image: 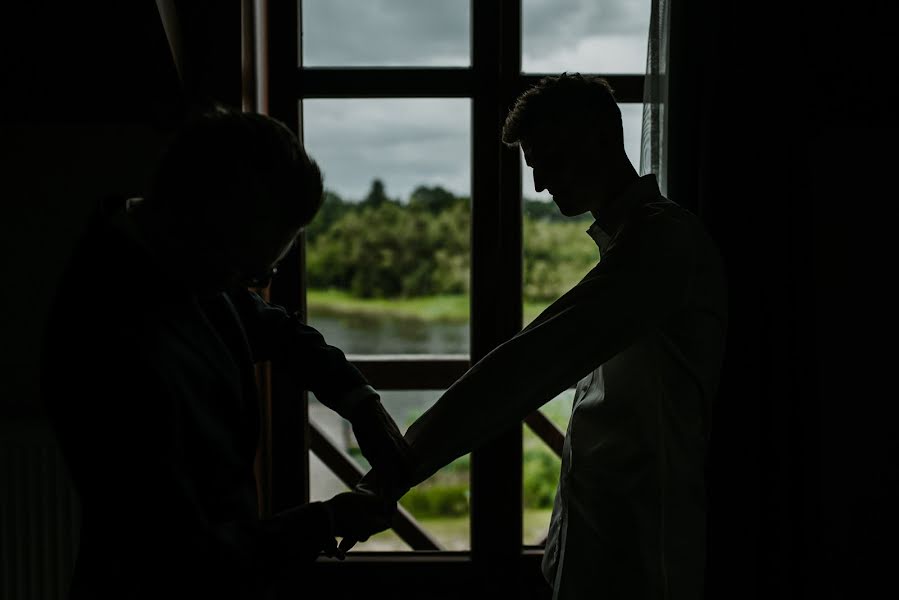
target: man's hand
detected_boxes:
[322,491,394,559]
[349,399,413,497]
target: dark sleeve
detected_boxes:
[48,347,334,591]
[228,289,378,420]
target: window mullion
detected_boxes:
[469,0,523,576]
[265,0,310,514]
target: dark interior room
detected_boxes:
[2,1,897,599]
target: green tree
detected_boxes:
[523,217,598,301]
[361,178,394,208]
[305,186,598,303]
[409,185,458,214]
[524,197,564,221]
[307,203,429,297]
[305,189,349,243]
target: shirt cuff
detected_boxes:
[339,384,380,422]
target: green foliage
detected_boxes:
[522,394,572,509]
[361,178,395,208]
[523,445,561,509]
[523,218,598,301]
[306,180,599,303]
[409,185,460,214]
[305,190,348,244]
[306,189,469,299]
[401,482,470,518]
[524,198,565,221]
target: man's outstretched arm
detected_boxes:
[341,214,696,556]
[359,211,696,499]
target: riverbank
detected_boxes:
[307,289,551,325]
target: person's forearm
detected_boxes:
[402,321,588,486]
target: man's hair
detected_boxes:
[148,105,324,229]
[502,73,623,148]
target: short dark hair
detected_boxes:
[148,105,324,229]
[502,73,623,148]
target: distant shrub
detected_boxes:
[306,184,597,303]
[401,483,470,518]
[523,446,561,509]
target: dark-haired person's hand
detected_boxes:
[336,467,413,558]
[321,491,394,558]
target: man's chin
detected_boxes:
[553,199,586,218]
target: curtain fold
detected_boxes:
[640,0,670,195]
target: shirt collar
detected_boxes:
[586,174,662,252]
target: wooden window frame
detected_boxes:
[254,0,644,594]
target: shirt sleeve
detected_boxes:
[228,289,377,420]
[403,209,698,485]
[47,348,334,594]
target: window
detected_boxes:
[522,0,651,73]
[303,97,471,355]
[258,0,648,588]
[302,0,470,67]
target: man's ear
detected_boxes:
[580,134,612,162]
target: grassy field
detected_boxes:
[350,508,554,552]
[307,289,552,325]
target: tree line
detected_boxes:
[305,179,598,302]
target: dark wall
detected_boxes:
[803,4,899,597]
[0,6,242,597]
[0,2,240,418]
[1,4,181,417]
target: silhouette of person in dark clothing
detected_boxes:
[350,74,728,600]
[41,106,407,599]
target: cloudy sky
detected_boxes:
[300,0,650,202]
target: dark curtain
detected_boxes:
[665,1,899,598]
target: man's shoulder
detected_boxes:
[605,197,723,280]
[628,196,715,245]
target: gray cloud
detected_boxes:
[303,0,470,66]
[303,99,471,201]
[523,0,650,72]
[302,0,650,71]
[299,1,650,202]
[524,0,649,39]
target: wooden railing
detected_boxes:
[308,355,567,551]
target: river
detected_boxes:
[306,312,469,503]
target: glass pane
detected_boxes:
[302,99,471,355]
[301,0,470,67]
[523,390,574,545]
[309,391,471,551]
[521,103,642,321]
[522,0,651,73]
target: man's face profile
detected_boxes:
[234,220,300,289]
[522,125,601,217]
[188,189,302,291]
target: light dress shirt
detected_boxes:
[403,174,728,599]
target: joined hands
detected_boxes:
[322,397,415,559]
